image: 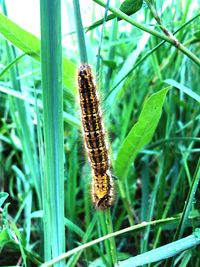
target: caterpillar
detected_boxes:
[78,64,114,210]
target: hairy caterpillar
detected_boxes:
[78,64,114,210]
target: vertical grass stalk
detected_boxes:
[73,0,88,63]
[40,0,65,265]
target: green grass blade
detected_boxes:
[0,53,26,78]
[73,0,88,63]
[0,192,9,207]
[103,209,118,265]
[66,214,97,267]
[164,159,200,267]
[141,159,164,253]
[98,209,118,267]
[117,229,200,267]
[178,250,192,267]
[38,216,196,267]
[115,87,170,180]
[105,30,150,108]
[164,79,200,103]
[175,158,200,239]
[0,12,76,93]
[40,0,65,265]
[11,222,27,267]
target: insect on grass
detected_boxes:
[77,64,114,210]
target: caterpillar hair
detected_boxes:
[77,64,114,210]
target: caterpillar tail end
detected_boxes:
[92,173,114,210]
[93,194,114,210]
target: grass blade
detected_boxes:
[164,79,200,103]
[0,192,9,207]
[40,0,65,265]
[73,0,88,63]
[117,229,200,267]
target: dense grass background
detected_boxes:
[0,0,200,266]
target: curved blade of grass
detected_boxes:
[0,53,26,78]
[164,79,200,103]
[11,222,27,267]
[40,0,65,265]
[0,12,76,93]
[39,216,191,267]
[117,229,200,267]
[115,87,170,180]
[0,192,9,207]
[66,214,97,267]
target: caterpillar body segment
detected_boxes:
[78,64,114,209]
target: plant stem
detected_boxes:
[104,209,118,265]
[98,209,118,266]
[93,0,200,66]
[146,0,179,46]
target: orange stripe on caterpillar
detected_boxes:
[78,64,114,209]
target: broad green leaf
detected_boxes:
[0,229,12,247]
[117,230,200,267]
[120,0,143,15]
[115,87,169,179]
[87,0,143,32]
[0,13,76,93]
[0,13,40,58]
